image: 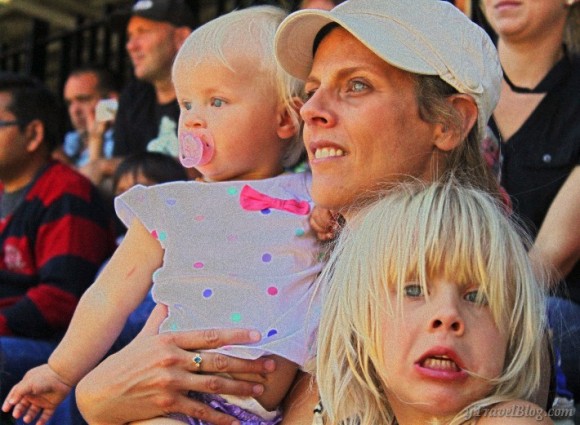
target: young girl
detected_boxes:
[314,180,552,425]
[3,6,323,425]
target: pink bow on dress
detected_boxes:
[239,185,310,215]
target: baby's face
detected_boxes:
[173,54,286,182]
[379,275,507,422]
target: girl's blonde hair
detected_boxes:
[172,5,304,168]
[315,179,548,425]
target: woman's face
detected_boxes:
[483,0,569,41]
[379,276,507,423]
[301,28,442,213]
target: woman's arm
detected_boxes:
[76,304,277,425]
[530,166,580,286]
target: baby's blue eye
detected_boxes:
[211,98,224,107]
[182,101,192,111]
[404,284,423,297]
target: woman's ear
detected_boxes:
[277,96,303,140]
[433,94,478,152]
[24,119,45,153]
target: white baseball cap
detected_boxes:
[275,0,501,139]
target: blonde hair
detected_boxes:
[172,5,305,168]
[315,179,547,425]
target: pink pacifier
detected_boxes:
[178,130,214,168]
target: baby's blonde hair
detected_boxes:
[315,179,548,425]
[172,6,304,168]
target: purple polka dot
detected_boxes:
[260,208,271,215]
[267,329,278,337]
[193,262,204,269]
[267,286,278,296]
[165,198,177,206]
[262,253,272,263]
[202,289,213,298]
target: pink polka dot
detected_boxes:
[267,286,278,296]
[194,215,205,222]
[227,234,238,242]
[193,262,204,269]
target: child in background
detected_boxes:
[112,151,189,197]
[111,152,189,242]
[3,6,322,425]
[315,180,551,425]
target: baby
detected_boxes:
[315,180,552,425]
[3,6,322,425]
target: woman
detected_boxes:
[483,0,580,402]
[75,1,534,424]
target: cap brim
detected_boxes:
[275,8,440,82]
[275,10,335,81]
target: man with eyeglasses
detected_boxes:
[0,72,115,414]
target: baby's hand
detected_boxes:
[1,364,72,425]
[310,206,342,241]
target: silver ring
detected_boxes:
[192,352,202,369]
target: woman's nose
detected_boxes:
[300,89,335,128]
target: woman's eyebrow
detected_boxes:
[306,66,373,85]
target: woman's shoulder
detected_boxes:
[475,400,553,424]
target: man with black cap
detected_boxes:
[82,0,196,185]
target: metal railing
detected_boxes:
[0,0,301,93]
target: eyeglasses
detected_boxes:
[0,120,19,128]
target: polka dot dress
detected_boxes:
[115,172,323,367]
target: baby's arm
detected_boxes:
[2,219,163,424]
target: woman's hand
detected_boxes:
[76,304,277,425]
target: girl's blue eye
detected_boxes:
[183,102,192,111]
[211,98,224,107]
[404,284,424,297]
[464,290,487,305]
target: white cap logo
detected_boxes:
[133,0,154,11]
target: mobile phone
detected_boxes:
[95,98,119,122]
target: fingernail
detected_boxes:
[252,384,264,395]
[263,359,276,372]
[249,330,261,342]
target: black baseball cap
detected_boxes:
[112,0,196,29]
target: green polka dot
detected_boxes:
[170,322,178,331]
[295,228,305,237]
[227,187,238,196]
[230,312,242,323]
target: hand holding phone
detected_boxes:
[95,99,119,122]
